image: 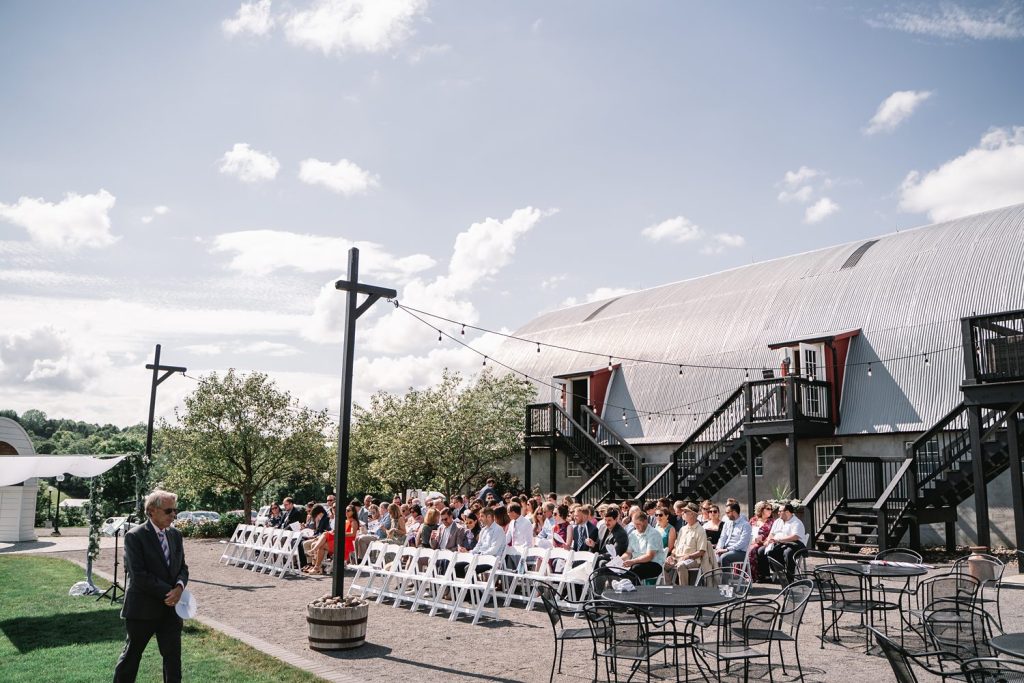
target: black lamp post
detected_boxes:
[51,474,65,536]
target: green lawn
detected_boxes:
[0,555,324,683]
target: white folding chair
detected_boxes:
[362,542,403,598]
[348,540,385,597]
[450,552,502,625]
[411,549,455,612]
[394,548,436,610]
[429,551,476,618]
[561,550,597,602]
[376,546,419,604]
[503,546,551,609]
[220,524,246,565]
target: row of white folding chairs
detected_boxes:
[493,546,598,610]
[347,542,505,625]
[220,524,302,578]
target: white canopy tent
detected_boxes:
[0,417,128,542]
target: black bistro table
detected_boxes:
[990,633,1024,659]
[818,562,929,653]
[602,586,738,682]
[601,585,736,612]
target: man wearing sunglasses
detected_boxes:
[114,489,189,683]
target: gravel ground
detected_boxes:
[42,536,1024,683]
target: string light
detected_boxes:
[744,369,749,379]
[482,356,487,367]
[536,342,541,353]
[679,365,683,376]
[437,329,442,342]
[923,352,930,367]
[608,356,613,369]
[867,363,873,377]
[461,324,465,335]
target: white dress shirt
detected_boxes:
[473,521,506,556]
[506,515,534,548]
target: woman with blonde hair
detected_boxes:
[746,501,776,582]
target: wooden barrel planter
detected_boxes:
[306,597,368,651]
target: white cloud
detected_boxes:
[869,4,1024,40]
[408,43,451,64]
[700,233,747,255]
[154,205,169,215]
[777,185,814,203]
[0,269,111,289]
[308,207,552,352]
[284,0,427,55]
[865,90,933,135]
[236,341,301,357]
[182,344,223,356]
[0,326,111,391]
[211,230,436,279]
[223,0,275,37]
[804,197,840,223]
[540,274,568,289]
[899,126,1024,222]
[783,166,819,188]
[298,158,380,195]
[141,216,153,224]
[0,189,118,250]
[218,143,280,183]
[641,216,704,243]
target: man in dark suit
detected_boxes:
[114,489,189,683]
[277,496,305,528]
[596,507,629,560]
[429,508,466,551]
[570,505,599,552]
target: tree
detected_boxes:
[351,369,535,497]
[160,369,333,521]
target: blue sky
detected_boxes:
[1,0,1023,426]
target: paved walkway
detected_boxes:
[8,528,1024,683]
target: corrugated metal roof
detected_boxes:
[499,203,1024,441]
[0,417,37,455]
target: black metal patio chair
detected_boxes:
[585,600,668,683]
[692,598,780,683]
[960,657,1024,683]
[536,582,601,683]
[868,626,965,683]
[950,553,1006,631]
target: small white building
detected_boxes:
[0,417,41,542]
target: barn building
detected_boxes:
[499,203,1024,557]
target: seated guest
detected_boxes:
[751,502,780,582]
[569,505,598,552]
[762,503,807,583]
[666,503,715,585]
[430,508,465,550]
[267,502,284,527]
[532,508,546,538]
[455,508,503,577]
[300,504,330,571]
[309,504,357,574]
[596,507,629,561]
[537,502,557,540]
[714,502,752,569]
[506,503,533,549]
[493,505,511,533]
[670,500,686,532]
[277,497,304,528]
[703,504,723,546]
[621,511,665,581]
[406,504,423,544]
[457,512,480,551]
[653,506,676,554]
[449,494,465,521]
[550,505,571,548]
[354,505,382,560]
[384,503,406,543]
[416,508,441,547]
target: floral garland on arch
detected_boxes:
[87,476,104,561]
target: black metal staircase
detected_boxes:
[525,403,642,505]
[805,402,1024,552]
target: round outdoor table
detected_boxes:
[817,562,928,654]
[990,633,1024,658]
[821,562,929,579]
[601,585,736,610]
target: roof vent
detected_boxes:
[582,297,623,322]
[840,239,879,270]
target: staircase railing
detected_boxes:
[744,376,833,423]
[526,402,641,487]
[636,462,676,505]
[581,405,644,484]
[872,457,917,551]
[670,386,746,489]
[913,404,1007,494]
[803,458,846,546]
[572,464,613,506]
[803,456,904,547]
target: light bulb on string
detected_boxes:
[867,363,873,377]
[437,329,442,342]
[536,342,541,353]
[461,324,465,335]
[678,365,683,376]
[608,356,613,369]
[744,369,749,380]
[482,356,487,367]
[923,352,929,367]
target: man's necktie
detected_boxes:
[157,529,171,566]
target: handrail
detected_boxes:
[635,462,675,505]
[581,405,644,463]
[669,386,745,463]
[871,457,916,552]
[572,463,612,504]
[535,402,641,486]
[803,457,846,546]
